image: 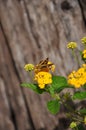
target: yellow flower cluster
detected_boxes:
[81,37,86,44]
[68,64,86,88]
[82,50,86,59]
[70,122,77,128]
[24,64,34,71]
[34,61,54,89]
[34,72,52,89]
[84,116,86,124]
[67,42,77,49]
[24,58,55,89]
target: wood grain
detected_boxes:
[0,0,86,129]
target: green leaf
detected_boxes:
[77,124,85,130]
[83,84,86,88]
[48,86,55,96]
[47,100,60,114]
[73,91,86,100]
[51,76,68,92]
[21,83,45,94]
[78,108,86,114]
[72,124,85,130]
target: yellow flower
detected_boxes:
[81,37,86,44]
[34,72,52,89]
[84,116,86,124]
[68,64,86,88]
[70,122,77,128]
[67,42,77,49]
[82,50,86,59]
[82,64,86,68]
[24,64,34,71]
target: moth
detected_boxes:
[34,58,53,73]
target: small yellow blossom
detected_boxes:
[81,37,86,44]
[70,122,77,128]
[67,42,77,49]
[82,64,86,68]
[24,64,34,71]
[82,50,86,59]
[84,116,86,124]
[68,64,86,88]
[24,59,54,89]
[34,72,52,89]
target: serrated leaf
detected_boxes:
[47,100,60,114]
[51,76,68,92]
[73,91,86,100]
[21,83,45,94]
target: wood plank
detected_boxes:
[0,25,33,130]
[0,0,86,130]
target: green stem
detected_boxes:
[60,97,74,113]
[29,71,34,82]
[72,49,80,66]
[60,97,83,124]
[72,126,79,130]
[75,126,78,130]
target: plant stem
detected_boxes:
[75,127,78,130]
[29,71,34,82]
[72,49,80,67]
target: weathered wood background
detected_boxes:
[0,0,86,130]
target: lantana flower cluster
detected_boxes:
[24,37,86,89]
[81,37,86,45]
[34,72,52,89]
[22,36,86,130]
[67,38,86,88]
[68,64,86,88]
[67,42,77,49]
[82,50,86,59]
[24,59,55,89]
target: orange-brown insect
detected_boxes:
[34,58,53,73]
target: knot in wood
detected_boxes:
[61,1,72,11]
